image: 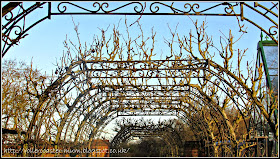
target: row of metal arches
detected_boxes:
[2,2,277,157]
[21,58,271,157]
[110,122,184,157]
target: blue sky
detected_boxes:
[1,1,278,140]
[2,1,278,76]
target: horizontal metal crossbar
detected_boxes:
[86,67,206,71]
[115,107,182,111]
[117,111,179,116]
[94,76,205,79]
[2,2,278,56]
[101,89,193,92]
[68,59,208,79]
[114,103,182,107]
[111,98,183,101]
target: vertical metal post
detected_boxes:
[240,2,244,21]
[48,2,51,19]
[266,137,268,157]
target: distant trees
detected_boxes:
[111,118,187,157]
[2,60,31,133]
[2,59,44,156]
[132,137,167,157]
[1,59,66,156]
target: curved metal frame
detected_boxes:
[110,124,183,157]
[2,2,278,157]
[8,50,275,157]
[19,58,271,157]
[1,2,278,57]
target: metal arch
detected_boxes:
[91,90,236,155]
[240,2,278,43]
[1,2,278,57]
[139,135,176,156]
[29,58,259,149]
[2,2,276,146]
[92,104,208,143]
[85,106,184,144]
[117,133,179,156]
[22,59,270,141]
[88,117,181,156]
[109,122,184,156]
[69,83,223,141]
[12,32,277,157]
[2,2,21,16]
[38,58,209,145]
[69,87,232,152]
[59,84,217,147]
[2,2,49,56]
[96,108,201,140]
[94,105,211,143]
[203,67,251,130]
[79,63,274,157]
[208,60,277,139]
